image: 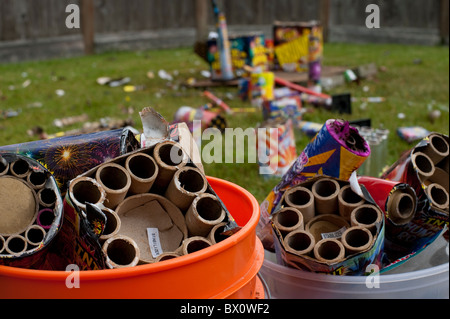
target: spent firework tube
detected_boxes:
[381,132,449,259]
[357,176,417,226]
[258,119,370,250]
[203,90,232,114]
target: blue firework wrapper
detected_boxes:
[258,119,371,251]
[0,128,140,193]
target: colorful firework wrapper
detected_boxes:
[380,133,449,262]
[397,126,431,143]
[257,118,297,178]
[258,119,371,250]
[272,175,384,275]
[0,128,140,193]
[0,153,69,270]
[262,95,303,126]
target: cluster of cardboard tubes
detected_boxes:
[0,157,57,256]
[273,177,383,264]
[411,133,449,212]
[69,141,227,269]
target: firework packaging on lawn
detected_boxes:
[258,119,371,251]
[0,128,140,193]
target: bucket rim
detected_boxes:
[0,176,260,281]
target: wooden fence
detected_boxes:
[0,0,448,61]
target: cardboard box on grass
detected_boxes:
[271,175,385,276]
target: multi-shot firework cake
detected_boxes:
[0,128,140,193]
[0,153,65,269]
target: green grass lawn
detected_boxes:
[0,43,448,202]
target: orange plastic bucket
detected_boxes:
[0,177,263,299]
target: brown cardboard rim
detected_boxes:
[125,152,159,192]
[207,222,228,245]
[5,234,28,256]
[0,235,5,254]
[153,140,189,171]
[386,190,416,225]
[338,184,366,221]
[185,193,226,237]
[272,207,304,236]
[424,167,449,193]
[9,158,30,179]
[178,236,212,256]
[341,226,373,256]
[99,208,122,242]
[103,235,141,269]
[68,176,106,211]
[305,214,350,243]
[0,176,39,236]
[171,166,208,195]
[283,186,315,223]
[37,187,58,208]
[311,178,340,215]
[350,204,383,230]
[25,224,47,246]
[155,252,181,263]
[95,162,132,195]
[284,230,315,257]
[411,151,435,181]
[0,158,9,176]
[426,183,449,211]
[424,133,449,164]
[313,238,346,264]
[26,170,48,190]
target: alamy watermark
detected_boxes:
[366,4,381,29]
[65,4,80,29]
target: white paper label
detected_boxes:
[321,226,347,240]
[147,228,163,258]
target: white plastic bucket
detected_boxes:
[260,234,449,299]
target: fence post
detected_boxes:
[439,0,449,44]
[319,0,330,42]
[195,0,209,43]
[81,0,95,54]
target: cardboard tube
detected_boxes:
[0,176,38,236]
[5,235,28,256]
[36,208,55,230]
[437,156,449,174]
[313,238,346,264]
[411,151,435,182]
[426,183,449,211]
[125,153,159,195]
[99,208,122,242]
[283,186,315,223]
[306,214,350,243]
[0,235,5,254]
[272,207,304,237]
[0,157,8,176]
[37,187,57,208]
[284,230,315,257]
[96,163,131,209]
[103,235,140,269]
[207,222,228,245]
[26,171,48,190]
[350,204,383,234]
[185,193,226,237]
[424,167,449,192]
[152,141,188,193]
[9,158,30,178]
[338,184,365,221]
[311,178,340,215]
[341,226,373,256]
[25,225,46,247]
[386,191,416,225]
[69,176,106,211]
[178,236,212,255]
[422,134,449,164]
[164,166,208,212]
[155,252,181,262]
